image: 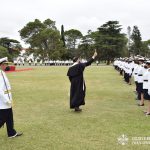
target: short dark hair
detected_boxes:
[73,57,79,63]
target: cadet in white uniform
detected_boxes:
[0,57,22,138]
[133,59,139,93]
[34,59,38,66]
[29,60,32,66]
[128,59,134,85]
[144,61,150,115]
[22,59,25,66]
[137,58,146,106]
[40,60,43,66]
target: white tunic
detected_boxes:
[143,69,150,89]
[133,64,139,82]
[147,70,150,95]
[0,70,12,109]
[128,63,133,76]
[137,65,146,83]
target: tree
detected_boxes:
[64,29,82,58]
[131,26,143,55]
[94,21,127,64]
[141,40,150,57]
[127,26,131,56]
[61,25,66,47]
[19,19,65,60]
[65,29,82,49]
[0,45,9,58]
[0,37,21,60]
[78,30,95,59]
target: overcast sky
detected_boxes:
[0,0,150,47]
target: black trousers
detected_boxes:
[135,81,138,92]
[0,108,16,137]
[120,69,123,76]
[137,83,143,100]
[143,89,150,100]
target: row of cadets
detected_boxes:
[44,60,73,66]
[114,57,150,116]
[13,59,25,66]
[53,60,73,66]
[119,59,124,76]
[122,58,134,85]
[138,59,150,115]
[113,58,133,80]
[113,58,122,73]
[132,57,150,115]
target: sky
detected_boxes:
[0,0,150,47]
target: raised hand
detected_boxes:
[93,49,98,59]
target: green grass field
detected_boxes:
[0,66,150,150]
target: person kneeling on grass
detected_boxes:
[0,57,23,138]
[67,50,97,112]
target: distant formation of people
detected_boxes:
[12,54,101,67]
[114,56,150,116]
[13,59,75,66]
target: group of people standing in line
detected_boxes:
[14,59,76,66]
[114,56,150,116]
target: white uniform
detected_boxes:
[128,62,133,76]
[17,60,21,66]
[137,65,145,83]
[0,70,12,109]
[34,60,37,66]
[133,64,139,82]
[29,60,32,65]
[143,68,149,90]
[22,60,25,66]
[40,60,43,65]
[148,70,150,95]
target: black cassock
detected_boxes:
[67,58,94,109]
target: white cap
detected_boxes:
[146,60,150,64]
[0,57,8,64]
[138,57,145,61]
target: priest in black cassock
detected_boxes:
[67,50,97,112]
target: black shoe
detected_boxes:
[9,132,23,138]
[138,104,144,106]
[75,107,82,112]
